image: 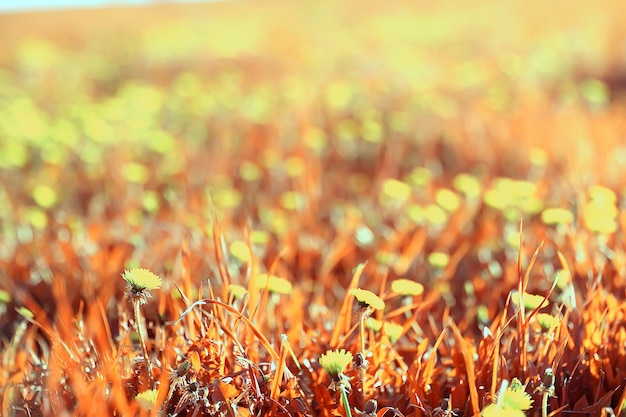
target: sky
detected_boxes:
[0,0,213,13]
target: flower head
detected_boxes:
[349,288,385,311]
[482,378,533,417]
[536,313,560,331]
[366,317,383,332]
[541,207,574,225]
[255,273,293,294]
[427,252,450,268]
[481,404,525,417]
[383,322,404,343]
[228,284,248,300]
[319,349,353,382]
[391,279,424,296]
[135,388,159,409]
[123,268,162,291]
[122,268,162,304]
[511,291,546,310]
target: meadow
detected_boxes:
[1,0,626,416]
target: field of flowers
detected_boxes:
[1,0,626,416]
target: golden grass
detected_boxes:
[1,0,626,416]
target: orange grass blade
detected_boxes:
[173,282,204,337]
[175,298,280,361]
[393,228,427,276]
[420,324,448,399]
[448,320,480,417]
[211,211,232,290]
[330,262,367,346]
[490,291,518,397]
[556,249,577,310]
[270,336,290,401]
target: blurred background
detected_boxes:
[1,0,626,266]
[0,0,218,13]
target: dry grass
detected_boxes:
[1,0,626,416]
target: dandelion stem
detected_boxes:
[133,299,153,385]
[358,312,368,406]
[359,312,366,356]
[339,384,353,417]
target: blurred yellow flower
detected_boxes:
[255,273,293,294]
[136,389,159,409]
[381,179,412,203]
[536,313,560,330]
[511,291,545,310]
[366,317,383,332]
[541,207,574,225]
[383,322,404,343]
[391,279,424,296]
[228,284,248,300]
[428,252,450,268]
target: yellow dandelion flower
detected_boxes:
[135,389,159,409]
[511,291,546,310]
[382,322,404,343]
[541,208,574,225]
[436,188,461,212]
[366,317,383,332]
[501,378,533,410]
[482,404,525,417]
[228,284,248,300]
[482,378,533,417]
[319,349,353,381]
[229,241,251,263]
[255,273,293,294]
[536,313,560,331]
[391,279,424,296]
[588,185,616,204]
[453,173,481,198]
[122,268,162,291]
[380,179,412,203]
[349,288,385,311]
[428,252,450,268]
[584,200,618,234]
